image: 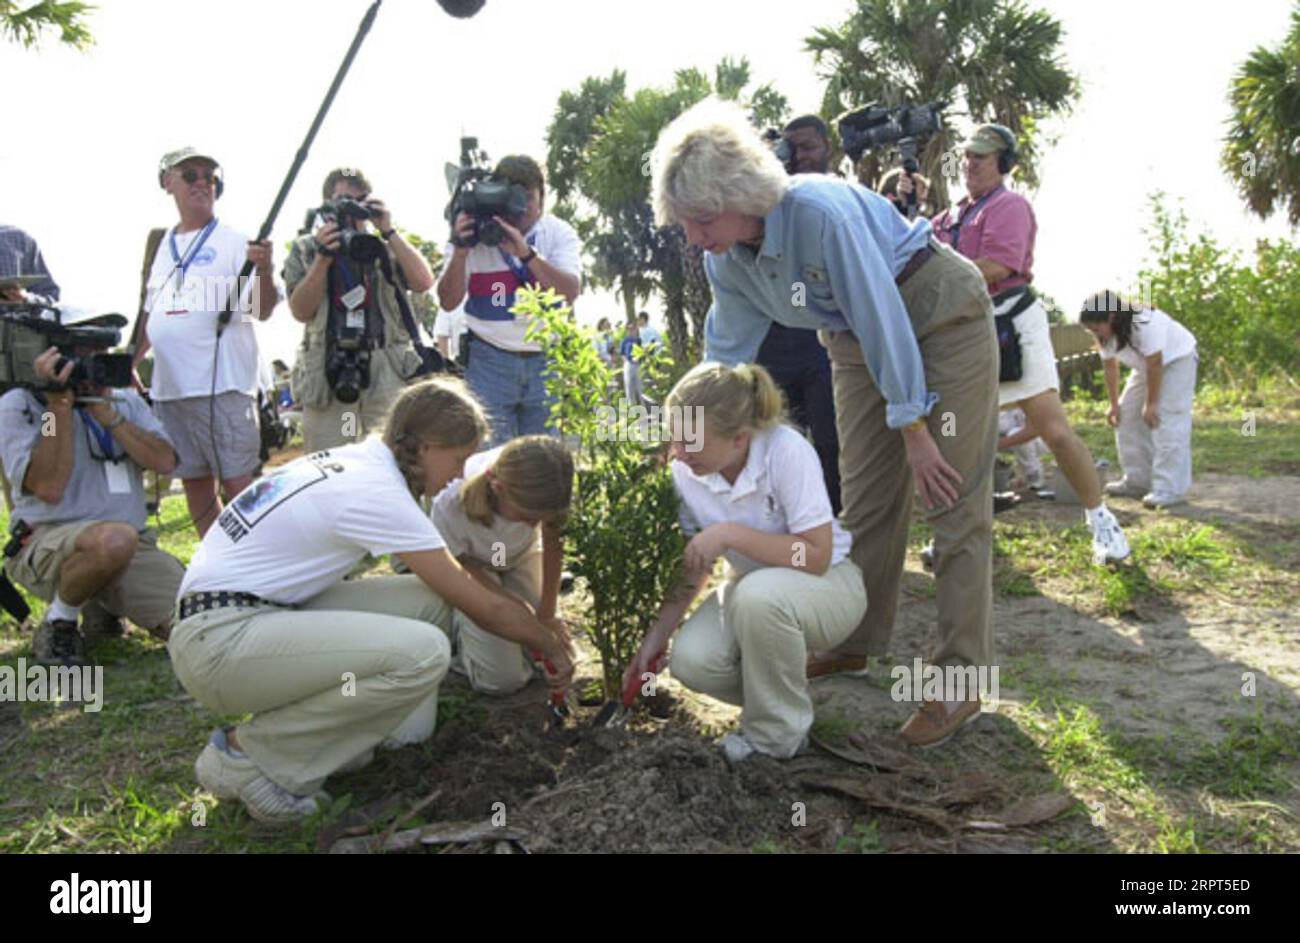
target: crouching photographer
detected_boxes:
[285,168,441,453]
[0,328,184,667]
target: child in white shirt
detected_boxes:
[1080,291,1198,508]
[432,435,574,694]
[625,362,866,761]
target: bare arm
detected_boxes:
[691,521,834,577]
[87,398,177,474]
[386,232,434,293]
[537,522,563,621]
[973,258,1013,285]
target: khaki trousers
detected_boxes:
[825,243,998,670]
[670,560,867,757]
[452,547,542,695]
[167,575,452,795]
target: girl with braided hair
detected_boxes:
[625,362,866,761]
[168,377,575,823]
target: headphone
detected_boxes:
[159,162,224,200]
[985,124,1019,175]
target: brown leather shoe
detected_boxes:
[806,651,869,679]
[900,697,981,747]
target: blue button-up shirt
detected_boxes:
[702,176,937,428]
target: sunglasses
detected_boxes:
[177,167,218,185]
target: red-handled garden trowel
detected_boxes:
[592,652,666,728]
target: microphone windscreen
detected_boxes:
[435,0,486,17]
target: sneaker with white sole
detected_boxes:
[1090,506,1131,564]
[195,729,326,823]
[1143,492,1186,510]
[719,732,757,763]
[1104,478,1145,498]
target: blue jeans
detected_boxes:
[465,333,554,447]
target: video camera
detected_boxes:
[444,136,528,249]
[837,100,948,170]
[0,304,133,395]
[301,197,387,264]
[761,128,796,175]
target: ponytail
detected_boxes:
[667,361,786,439]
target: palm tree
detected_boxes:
[1223,6,1300,226]
[805,0,1077,208]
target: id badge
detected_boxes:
[346,308,365,330]
[104,461,132,494]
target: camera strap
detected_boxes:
[948,186,1002,253]
[78,408,121,462]
[374,252,448,379]
[328,258,384,346]
[497,234,538,287]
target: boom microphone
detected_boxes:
[436,0,486,16]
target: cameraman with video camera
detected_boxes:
[0,334,184,667]
[285,168,437,453]
[437,154,581,447]
[931,125,1130,565]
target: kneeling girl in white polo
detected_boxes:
[432,434,574,694]
[168,379,575,823]
[1079,290,1199,509]
[625,363,867,761]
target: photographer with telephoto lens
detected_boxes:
[285,167,439,453]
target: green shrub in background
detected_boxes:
[519,287,685,699]
[1138,193,1300,385]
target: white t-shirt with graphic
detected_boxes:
[1098,307,1197,373]
[179,437,446,604]
[145,219,263,400]
[672,424,852,576]
[431,446,541,569]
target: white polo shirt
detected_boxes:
[1099,307,1197,373]
[441,213,581,353]
[179,437,446,604]
[672,424,851,576]
[431,447,541,569]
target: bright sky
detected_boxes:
[1,0,1292,367]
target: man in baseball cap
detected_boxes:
[933,124,1132,567]
[133,148,280,537]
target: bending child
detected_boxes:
[626,363,867,761]
[431,435,575,694]
[1079,290,1199,509]
[168,379,574,823]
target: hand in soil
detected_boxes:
[543,645,575,696]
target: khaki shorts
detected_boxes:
[154,392,260,480]
[5,521,184,631]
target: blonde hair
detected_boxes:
[382,377,489,497]
[460,435,574,527]
[651,98,789,227]
[666,361,785,440]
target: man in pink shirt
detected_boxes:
[933,125,1130,565]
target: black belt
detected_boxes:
[468,331,544,358]
[178,591,295,621]
[896,238,940,286]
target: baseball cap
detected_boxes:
[960,125,1011,155]
[158,147,219,176]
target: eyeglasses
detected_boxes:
[178,167,217,185]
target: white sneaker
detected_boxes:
[1143,493,1186,510]
[1090,507,1131,564]
[719,732,757,763]
[195,729,326,823]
